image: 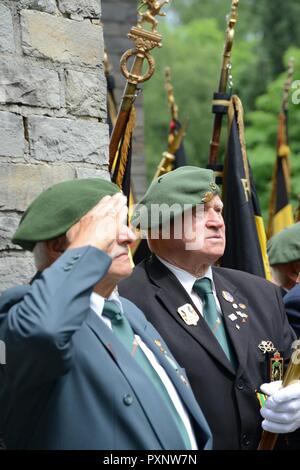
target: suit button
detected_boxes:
[242,434,251,447]
[236,379,244,390]
[123,394,133,406]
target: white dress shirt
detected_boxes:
[156,255,222,316]
[90,290,197,450]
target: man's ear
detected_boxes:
[45,236,68,263]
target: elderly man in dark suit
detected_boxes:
[120,166,300,450]
[0,178,212,450]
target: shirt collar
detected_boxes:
[90,289,123,318]
[156,255,214,296]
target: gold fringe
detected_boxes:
[268,111,292,237]
[227,96,251,200]
[115,106,136,189]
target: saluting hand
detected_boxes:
[66,193,136,258]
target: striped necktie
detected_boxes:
[193,278,236,366]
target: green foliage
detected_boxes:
[143,19,223,179]
[247,48,300,222]
[143,1,300,226]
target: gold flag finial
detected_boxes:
[282,57,295,113]
[120,0,169,86]
[137,0,169,33]
[110,0,169,169]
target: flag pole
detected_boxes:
[208,0,239,166]
[267,58,295,238]
[258,339,300,450]
[109,0,169,173]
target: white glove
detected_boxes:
[260,380,300,433]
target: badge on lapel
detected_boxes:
[222,291,249,329]
[177,303,199,326]
[258,340,284,382]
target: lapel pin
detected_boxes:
[258,340,276,354]
[236,324,240,330]
[233,303,238,309]
[239,303,247,309]
[177,303,199,326]
[154,339,165,353]
[270,351,284,382]
[229,313,238,321]
[237,312,248,319]
[222,291,234,302]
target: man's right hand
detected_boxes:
[66,193,137,258]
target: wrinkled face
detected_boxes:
[107,247,133,282]
[160,195,226,264]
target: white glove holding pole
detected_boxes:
[260,380,300,433]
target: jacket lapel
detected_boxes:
[213,269,251,373]
[85,309,186,450]
[147,256,235,375]
[123,301,212,450]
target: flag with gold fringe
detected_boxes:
[221,96,271,280]
[267,109,294,238]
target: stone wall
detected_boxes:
[0,0,109,292]
[101,0,147,201]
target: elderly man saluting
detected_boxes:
[120,166,300,450]
[0,178,212,450]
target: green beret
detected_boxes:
[12,178,120,251]
[267,222,300,265]
[131,166,220,230]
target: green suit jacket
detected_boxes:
[0,247,212,450]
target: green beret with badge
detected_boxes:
[267,222,300,265]
[131,166,220,230]
[12,178,120,251]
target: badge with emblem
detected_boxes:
[222,291,234,303]
[270,350,284,382]
[258,340,276,354]
[177,303,199,326]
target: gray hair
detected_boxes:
[33,241,51,271]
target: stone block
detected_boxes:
[58,0,101,19]
[0,214,21,251]
[0,163,75,211]
[0,4,15,54]
[18,0,59,14]
[28,116,109,164]
[65,69,106,118]
[21,10,103,66]
[0,254,36,293]
[0,111,25,158]
[0,57,60,108]
[75,167,110,180]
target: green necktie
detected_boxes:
[193,278,236,366]
[102,300,192,449]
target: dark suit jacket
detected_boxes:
[0,247,211,450]
[284,283,300,338]
[119,255,295,450]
